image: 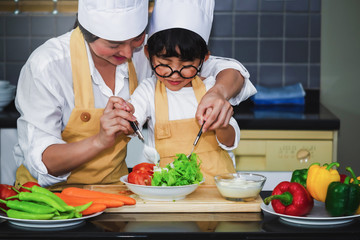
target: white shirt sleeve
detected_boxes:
[15,58,72,187]
[200,56,257,105]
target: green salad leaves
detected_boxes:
[151,153,203,186]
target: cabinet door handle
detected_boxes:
[296,149,310,163]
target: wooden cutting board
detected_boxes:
[84,185,262,213]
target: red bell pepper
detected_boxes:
[264,181,314,216]
[340,174,348,183]
[19,181,41,193]
[0,184,17,210]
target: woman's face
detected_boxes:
[89,32,145,66]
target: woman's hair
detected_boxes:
[147,28,208,62]
[73,17,99,43]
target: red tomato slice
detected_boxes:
[132,163,155,174]
[128,171,153,186]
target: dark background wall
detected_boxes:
[0,0,321,89]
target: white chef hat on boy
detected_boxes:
[148,0,215,44]
[78,0,148,41]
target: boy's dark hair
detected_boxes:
[147,28,208,62]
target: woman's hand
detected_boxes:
[95,96,136,149]
[195,88,234,132]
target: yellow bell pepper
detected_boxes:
[306,162,340,202]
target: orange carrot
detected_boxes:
[57,192,124,208]
[54,193,107,215]
[62,187,136,205]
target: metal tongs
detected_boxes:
[187,121,206,158]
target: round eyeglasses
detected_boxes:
[151,61,203,79]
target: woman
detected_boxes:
[14,0,256,190]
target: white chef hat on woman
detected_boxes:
[78,0,148,41]
[148,0,215,44]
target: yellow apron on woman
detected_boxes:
[15,27,138,191]
[154,76,235,185]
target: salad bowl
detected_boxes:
[120,175,204,201]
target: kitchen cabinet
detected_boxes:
[234,130,338,171]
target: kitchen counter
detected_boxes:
[0,192,358,240]
[0,90,340,130]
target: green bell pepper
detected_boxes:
[290,168,308,188]
[325,167,360,217]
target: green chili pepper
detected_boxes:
[52,210,75,220]
[325,167,360,217]
[6,192,67,212]
[0,199,59,215]
[74,201,92,213]
[0,207,54,220]
[20,185,75,211]
[290,168,308,188]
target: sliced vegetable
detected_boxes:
[132,163,155,174]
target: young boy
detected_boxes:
[129,0,256,184]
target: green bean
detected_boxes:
[6,192,67,212]
[0,207,54,220]
[21,185,75,211]
[0,199,59,215]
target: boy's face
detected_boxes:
[150,47,203,91]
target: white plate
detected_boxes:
[0,211,103,228]
[261,201,360,226]
[120,175,204,201]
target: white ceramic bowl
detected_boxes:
[0,80,10,89]
[120,175,204,201]
[0,86,15,111]
[0,85,16,99]
[214,172,266,202]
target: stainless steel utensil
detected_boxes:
[187,121,206,158]
[130,121,145,142]
[130,121,160,164]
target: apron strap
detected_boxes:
[70,27,94,109]
[127,59,138,95]
[154,76,205,139]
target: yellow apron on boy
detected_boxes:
[15,27,138,191]
[154,76,235,185]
